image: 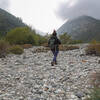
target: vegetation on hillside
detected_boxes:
[0,26,49,56]
[5,27,48,46]
[59,32,82,44]
[6,27,35,45]
[0,8,26,37]
[59,32,71,44]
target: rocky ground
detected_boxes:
[0,45,100,100]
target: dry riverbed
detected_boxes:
[0,45,100,100]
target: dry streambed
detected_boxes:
[0,45,100,100]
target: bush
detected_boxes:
[59,32,83,44]
[85,44,100,56]
[6,27,35,45]
[34,34,48,46]
[59,32,71,44]
[0,39,9,57]
[6,27,49,46]
[8,45,24,55]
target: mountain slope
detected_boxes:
[57,16,100,42]
[0,8,26,36]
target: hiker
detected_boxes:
[48,30,61,66]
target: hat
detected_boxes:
[52,30,57,36]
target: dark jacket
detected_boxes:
[48,35,61,51]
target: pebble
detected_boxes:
[75,91,84,98]
[0,45,99,100]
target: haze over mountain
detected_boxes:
[0,8,26,36]
[57,15,100,42]
[0,8,46,37]
[0,0,9,11]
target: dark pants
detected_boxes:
[52,50,59,62]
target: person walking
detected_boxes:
[48,30,61,66]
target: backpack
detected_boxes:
[49,37,56,49]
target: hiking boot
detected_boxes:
[55,61,57,65]
[51,61,54,66]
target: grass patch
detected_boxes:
[86,71,100,100]
[8,45,24,55]
[85,44,100,56]
[0,39,9,57]
[59,45,79,51]
[86,88,100,100]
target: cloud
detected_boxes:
[0,0,10,10]
[56,0,100,20]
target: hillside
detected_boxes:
[57,16,100,42]
[0,8,26,36]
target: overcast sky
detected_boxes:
[0,0,100,33]
[9,0,65,33]
[56,0,100,20]
[0,0,9,10]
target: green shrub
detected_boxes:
[34,34,48,46]
[0,39,9,57]
[59,32,71,44]
[6,27,48,46]
[38,36,48,45]
[59,32,83,44]
[8,45,24,55]
[6,27,35,45]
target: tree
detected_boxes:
[59,32,71,44]
[6,27,35,45]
